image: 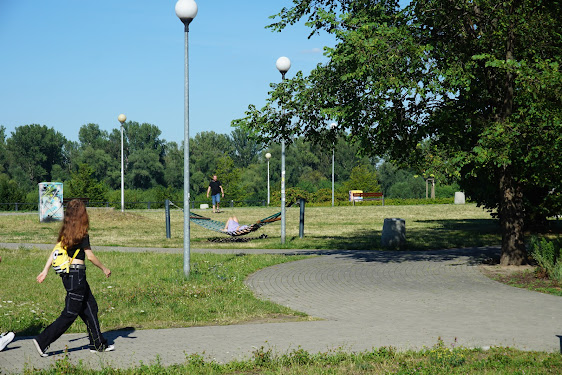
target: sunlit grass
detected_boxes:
[0,249,311,335]
[0,204,502,250]
[26,341,562,374]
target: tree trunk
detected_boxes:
[499,167,527,265]
[498,2,526,265]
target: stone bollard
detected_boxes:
[200,204,209,209]
[454,192,465,205]
[381,218,406,249]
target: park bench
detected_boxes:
[351,192,385,206]
[63,197,90,206]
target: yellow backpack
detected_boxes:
[51,242,80,274]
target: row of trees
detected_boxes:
[0,123,457,207]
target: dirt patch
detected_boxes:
[478,264,536,278]
[239,314,318,325]
[478,263,562,294]
[233,314,322,324]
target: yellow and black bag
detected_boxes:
[51,242,80,274]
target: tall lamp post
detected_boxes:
[175,0,197,277]
[276,56,290,245]
[265,152,271,205]
[331,123,336,207]
[118,114,127,213]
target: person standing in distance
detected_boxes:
[206,175,224,213]
[34,199,114,357]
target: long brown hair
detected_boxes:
[57,199,89,248]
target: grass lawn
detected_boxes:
[1,204,561,373]
[29,344,562,374]
[0,250,312,336]
[0,203,502,250]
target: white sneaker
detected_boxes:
[32,338,48,357]
[90,344,114,353]
[0,332,15,351]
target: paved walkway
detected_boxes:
[1,244,561,373]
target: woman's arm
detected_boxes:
[84,249,111,278]
[36,254,53,283]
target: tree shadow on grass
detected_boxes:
[307,218,501,252]
[284,218,502,265]
[282,245,501,266]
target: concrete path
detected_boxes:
[1,244,561,374]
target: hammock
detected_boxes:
[189,211,281,237]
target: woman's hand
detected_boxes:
[36,270,48,283]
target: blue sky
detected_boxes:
[0,0,337,144]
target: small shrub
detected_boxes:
[425,337,466,368]
[530,237,562,282]
[252,346,274,367]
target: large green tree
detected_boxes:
[6,124,66,188]
[190,131,233,180]
[65,163,107,202]
[78,123,111,151]
[163,141,184,189]
[0,126,8,175]
[239,0,562,265]
[230,127,263,168]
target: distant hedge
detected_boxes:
[302,197,460,207]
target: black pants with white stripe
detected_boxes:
[35,268,108,351]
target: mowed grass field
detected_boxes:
[0,203,501,250]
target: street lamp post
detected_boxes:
[331,122,336,207]
[276,56,290,245]
[175,0,198,277]
[265,152,271,205]
[118,114,127,213]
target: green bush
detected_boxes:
[312,188,333,203]
[435,183,461,199]
[66,164,108,203]
[0,175,26,210]
[271,187,311,205]
[530,237,562,282]
[384,197,454,206]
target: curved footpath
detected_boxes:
[1,243,561,373]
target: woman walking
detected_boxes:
[34,199,114,356]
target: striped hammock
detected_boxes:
[189,212,281,237]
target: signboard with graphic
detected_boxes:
[38,182,63,222]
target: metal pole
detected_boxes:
[267,159,270,205]
[183,22,191,277]
[332,146,336,207]
[120,124,124,212]
[165,199,171,239]
[299,198,305,238]
[281,138,286,244]
[280,73,286,245]
[276,57,290,245]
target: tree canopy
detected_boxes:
[237,0,562,265]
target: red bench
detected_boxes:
[351,192,384,206]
